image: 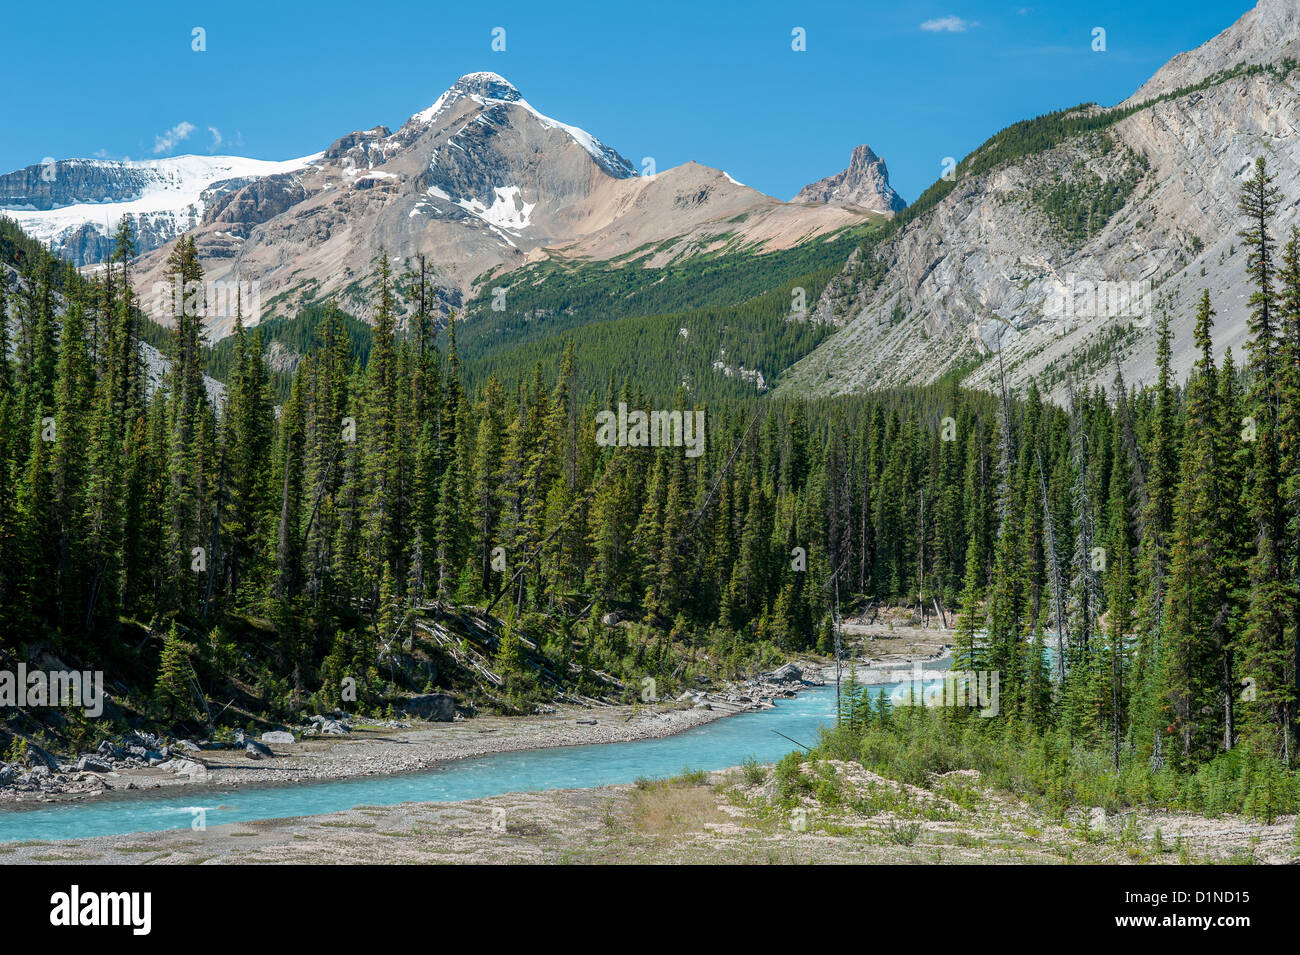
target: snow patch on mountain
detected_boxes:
[455,185,536,231]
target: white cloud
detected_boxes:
[207,126,223,152]
[921,15,979,33]
[152,121,196,155]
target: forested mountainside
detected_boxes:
[136,218,880,406]
[2,152,1300,816]
[453,221,882,397]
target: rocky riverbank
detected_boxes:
[0,660,825,806]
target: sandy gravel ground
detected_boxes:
[6,761,1291,865]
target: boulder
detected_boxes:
[600,611,621,626]
[400,694,456,722]
[245,741,273,759]
[158,759,206,778]
[769,663,804,683]
[76,756,112,773]
[261,731,296,744]
[318,719,348,735]
[130,730,165,750]
[97,740,124,760]
[175,739,202,752]
[25,743,61,770]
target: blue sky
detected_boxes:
[1,0,1254,203]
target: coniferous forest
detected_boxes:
[3,157,1300,818]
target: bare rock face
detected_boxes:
[795,145,906,214]
[775,0,1300,405]
[1125,0,1300,104]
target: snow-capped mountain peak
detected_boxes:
[408,72,636,180]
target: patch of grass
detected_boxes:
[884,821,922,846]
[627,777,727,837]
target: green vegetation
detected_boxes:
[461,222,881,328]
[459,271,838,400]
[1030,143,1146,247]
[818,704,1300,819]
[454,223,883,400]
[1,152,1299,835]
[206,304,372,400]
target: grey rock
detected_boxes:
[245,741,273,759]
[97,740,124,760]
[261,731,295,744]
[131,731,165,750]
[25,743,61,770]
[76,756,112,773]
[158,759,206,778]
[769,663,804,683]
[175,739,201,752]
[400,694,456,722]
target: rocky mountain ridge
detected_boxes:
[795,144,906,214]
[3,72,888,341]
[774,0,1300,404]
